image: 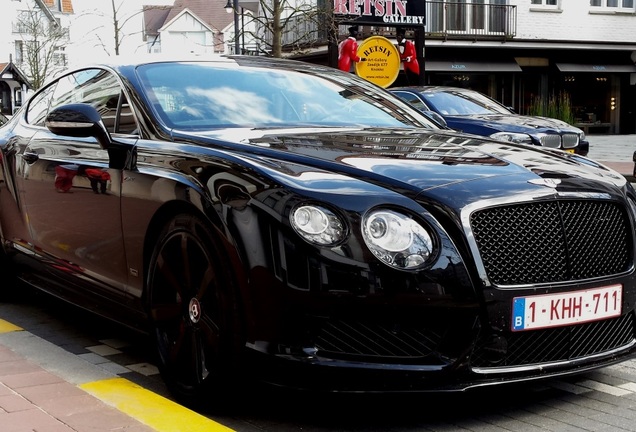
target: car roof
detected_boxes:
[65,53,237,70]
[390,86,477,94]
[59,54,342,84]
[66,54,329,71]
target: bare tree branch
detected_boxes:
[81,1,165,56]
[16,5,68,89]
[239,0,327,57]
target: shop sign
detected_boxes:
[333,0,426,26]
[354,36,400,88]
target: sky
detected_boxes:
[67,0,175,63]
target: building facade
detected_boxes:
[422,0,636,134]
[0,0,74,114]
[141,0,259,56]
[290,0,636,135]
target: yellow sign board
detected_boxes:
[354,36,401,88]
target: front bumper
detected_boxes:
[576,139,590,156]
[244,310,636,393]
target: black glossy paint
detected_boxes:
[0,56,634,400]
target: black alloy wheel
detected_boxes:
[147,214,242,406]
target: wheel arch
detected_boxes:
[140,199,248,312]
[142,207,249,403]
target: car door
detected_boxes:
[17,68,137,305]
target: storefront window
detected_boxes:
[563,74,611,127]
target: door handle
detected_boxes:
[22,152,39,164]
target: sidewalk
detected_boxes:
[586,133,635,177]
[0,321,156,432]
[0,320,232,432]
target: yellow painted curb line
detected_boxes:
[80,377,234,432]
[0,319,23,333]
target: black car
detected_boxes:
[1,56,634,407]
[390,86,590,156]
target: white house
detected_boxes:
[142,0,246,55]
[0,0,74,113]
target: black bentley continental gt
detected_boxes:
[1,56,635,406]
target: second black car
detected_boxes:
[391,86,589,156]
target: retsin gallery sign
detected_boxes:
[333,0,426,26]
[354,36,400,87]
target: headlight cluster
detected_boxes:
[490,132,533,145]
[362,210,435,270]
[290,205,345,245]
[290,205,436,270]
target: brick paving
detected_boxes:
[0,344,155,432]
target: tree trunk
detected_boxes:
[272,0,282,58]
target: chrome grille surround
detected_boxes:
[539,134,561,148]
[562,133,580,149]
[464,193,636,370]
[466,195,632,287]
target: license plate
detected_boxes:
[512,284,622,331]
[565,149,575,153]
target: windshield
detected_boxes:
[423,89,512,116]
[136,61,434,131]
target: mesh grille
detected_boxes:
[470,200,631,286]
[472,313,635,367]
[313,319,444,359]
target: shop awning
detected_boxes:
[425,60,522,72]
[556,63,636,73]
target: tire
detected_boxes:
[147,214,243,408]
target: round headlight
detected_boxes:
[290,204,345,246]
[293,206,328,235]
[365,211,413,252]
[362,209,435,270]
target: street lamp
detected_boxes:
[224,0,241,54]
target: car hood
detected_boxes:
[188,127,625,201]
[446,114,581,133]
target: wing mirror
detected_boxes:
[45,103,112,148]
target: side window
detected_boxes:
[116,92,137,134]
[393,91,428,112]
[26,83,56,126]
[49,68,138,135]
